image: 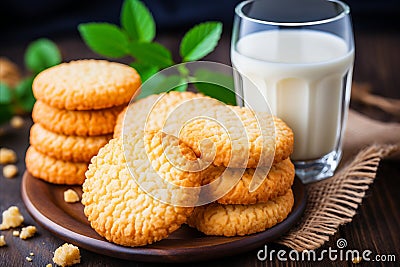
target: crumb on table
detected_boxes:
[0,148,17,164]
[53,243,81,267]
[64,189,80,203]
[20,226,37,240]
[3,164,18,178]
[10,116,24,129]
[0,206,24,230]
[0,235,6,247]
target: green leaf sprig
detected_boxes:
[0,38,61,124]
[78,0,235,104]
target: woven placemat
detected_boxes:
[277,110,400,251]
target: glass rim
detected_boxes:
[235,0,350,26]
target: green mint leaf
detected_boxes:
[0,104,13,125]
[15,77,35,112]
[121,0,155,42]
[0,83,12,104]
[78,23,130,58]
[15,77,34,98]
[193,69,236,105]
[129,42,173,68]
[180,22,223,62]
[129,62,159,82]
[24,38,61,74]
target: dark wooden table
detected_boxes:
[1,29,399,266]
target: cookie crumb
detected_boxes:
[352,256,362,264]
[53,243,80,267]
[0,148,17,164]
[30,252,34,256]
[12,230,20,236]
[0,206,24,230]
[3,164,18,178]
[10,116,24,129]
[26,256,32,262]
[63,189,80,203]
[20,226,37,240]
[46,264,53,267]
[0,235,6,247]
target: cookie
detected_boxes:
[201,158,295,205]
[115,92,293,168]
[114,91,206,137]
[82,131,202,247]
[32,60,141,110]
[32,101,123,136]
[25,146,87,185]
[179,105,294,167]
[187,189,294,236]
[30,123,112,162]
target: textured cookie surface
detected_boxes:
[32,101,123,136]
[187,189,294,236]
[82,132,202,247]
[179,105,294,168]
[32,60,141,110]
[116,92,293,167]
[201,158,295,205]
[25,146,87,185]
[30,123,111,162]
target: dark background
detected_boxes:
[1,0,399,47]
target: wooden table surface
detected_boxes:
[1,28,399,266]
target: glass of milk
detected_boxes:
[231,0,354,183]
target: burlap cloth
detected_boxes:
[277,109,400,251]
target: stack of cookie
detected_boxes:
[26,60,141,185]
[80,92,294,247]
[179,105,295,237]
[122,92,294,237]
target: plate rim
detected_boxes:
[21,171,306,263]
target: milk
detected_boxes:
[231,30,354,160]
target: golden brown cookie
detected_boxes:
[32,60,141,110]
[179,105,294,168]
[116,92,293,167]
[187,189,294,236]
[113,91,206,137]
[201,158,295,205]
[25,146,87,185]
[30,123,111,162]
[82,131,202,247]
[32,101,124,136]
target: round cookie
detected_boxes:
[25,146,87,185]
[187,189,294,237]
[114,91,206,137]
[32,60,141,110]
[30,123,112,162]
[32,101,124,136]
[179,105,294,167]
[201,158,295,205]
[82,132,202,247]
[116,92,293,167]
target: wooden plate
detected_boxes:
[21,171,306,263]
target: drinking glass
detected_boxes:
[231,0,354,183]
